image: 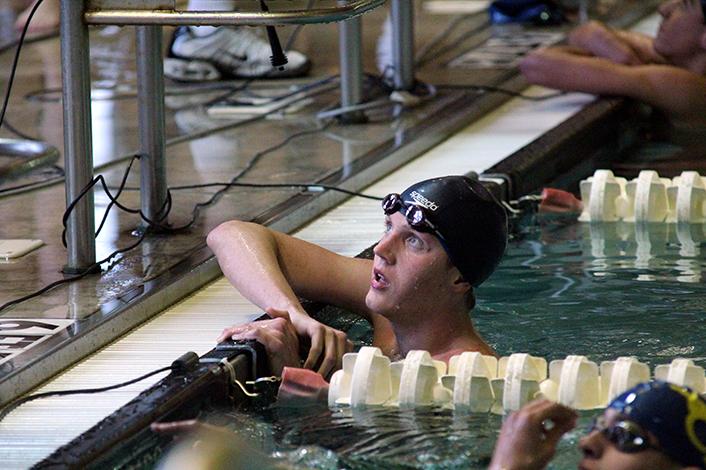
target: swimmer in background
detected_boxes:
[519,0,706,129]
[489,380,706,470]
[206,176,508,378]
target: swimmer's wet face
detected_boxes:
[366,176,507,320]
[365,212,464,321]
[580,381,706,470]
[655,0,706,60]
[578,408,680,470]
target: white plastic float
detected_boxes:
[624,170,671,223]
[579,170,706,224]
[493,353,547,413]
[444,352,497,412]
[600,356,651,403]
[393,350,450,407]
[579,170,629,222]
[328,346,391,407]
[328,348,706,413]
[541,355,601,410]
[654,358,706,394]
[668,172,706,224]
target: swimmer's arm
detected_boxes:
[626,65,706,124]
[208,221,373,315]
[568,21,664,65]
[207,221,372,371]
[520,49,706,123]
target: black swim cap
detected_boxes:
[397,176,508,287]
[608,381,706,469]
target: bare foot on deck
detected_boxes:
[14,0,59,35]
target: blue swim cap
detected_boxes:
[398,176,508,287]
[608,381,706,468]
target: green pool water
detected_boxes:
[204,216,706,469]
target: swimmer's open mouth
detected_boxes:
[372,269,389,288]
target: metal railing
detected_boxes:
[59,0,413,271]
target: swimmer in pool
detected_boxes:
[206,176,508,378]
[489,380,706,470]
[519,0,706,128]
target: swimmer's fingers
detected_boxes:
[335,330,351,371]
[264,309,300,351]
[490,399,577,470]
[265,307,291,322]
[217,324,253,343]
[303,326,323,370]
[537,402,578,444]
[316,328,338,377]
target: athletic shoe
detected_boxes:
[165,26,311,81]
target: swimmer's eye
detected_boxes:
[383,219,392,233]
[406,234,425,250]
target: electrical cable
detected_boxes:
[0,0,45,132]
[0,29,58,57]
[0,365,173,422]
[149,181,382,201]
[0,120,332,311]
[0,76,341,199]
[0,228,148,314]
[1,118,42,141]
[415,15,492,68]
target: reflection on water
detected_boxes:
[480,218,706,366]
[207,403,592,469]
[581,221,705,281]
[204,218,706,469]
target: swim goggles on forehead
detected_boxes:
[587,416,660,454]
[381,193,451,247]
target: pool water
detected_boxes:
[204,215,706,469]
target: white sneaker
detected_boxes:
[165,26,311,81]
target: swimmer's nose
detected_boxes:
[658,0,678,18]
[578,429,606,460]
[374,232,397,264]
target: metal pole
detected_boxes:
[136,26,168,228]
[338,9,367,124]
[390,0,415,91]
[83,0,387,26]
[60,0,96,273]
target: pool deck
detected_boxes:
[0,1,662,407]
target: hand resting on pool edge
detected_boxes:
[216,307,341,377]
[208,176,508,394]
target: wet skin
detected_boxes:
[365,212,463,325]
[654,0,706,62]
[578,408,681,470]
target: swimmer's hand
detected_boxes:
[285,308,353,378]
[488,399,577,470]
[217,309,301,375]
[569,21,644,65]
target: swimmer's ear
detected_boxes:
[451,271,471,293]
[700,30,706,51]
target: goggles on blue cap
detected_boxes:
[587,415,661,454]
[607,381,706,468]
